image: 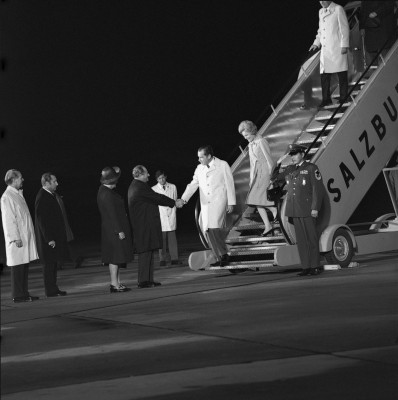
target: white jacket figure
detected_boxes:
[313,2,349,73]
[152,182,177,231]
[1,186,38,266]
[181,157,236,231]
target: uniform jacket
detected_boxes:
[248,135,275,187]
[152,182,177,232]
[1,186,38,266]
[359,1,397,52]
[313,2,349,73]
[128,179,175,253]
[181,157,236,231]
[275,161,324,218]
[35,188,69,262]
[97,185,133,264]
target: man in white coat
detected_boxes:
[178,145,236,267]
[1,170,39,302]
[152,170,180,266]
[310,1,350,109]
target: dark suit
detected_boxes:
[35,188,69,295]
[128,180,175,284]
[97,185,133,265]
[275,161,324,269]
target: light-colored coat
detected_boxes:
[248,136,274,187]
[313,2,349,73]
[152,182,177,231]
[1,186,38,266]
[181,157,236,231]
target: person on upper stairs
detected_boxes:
[309,1,350,109]
[359,1,397,66]
[238,120,276,237]
[273,144,324,276]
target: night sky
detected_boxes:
[0,0,350,239]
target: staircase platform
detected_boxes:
[226,234,284,244]
[208,260,278,271]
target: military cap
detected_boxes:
[288,144,307,155]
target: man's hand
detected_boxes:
[14,239,23,248]
[309,44,319,52]
[311,210,318,218]
[369,12,377,18]
[226,205,234,214]
[341,47,348,54]
[48,240,56,248]
[176,199,185,208]
[118,232,126,240]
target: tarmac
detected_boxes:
[1,231,398,400]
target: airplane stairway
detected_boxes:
[202,2,398,272]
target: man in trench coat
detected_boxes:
[310,1,350,108]
[179,145,236,267]
[1,169,39,302]
[128,165,176,288]
[35,173,69,297]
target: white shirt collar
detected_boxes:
[7,186,23,195]
[43,187,54,195]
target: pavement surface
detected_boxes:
[1,234,398,400]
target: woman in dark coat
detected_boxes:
[97,166,133,292]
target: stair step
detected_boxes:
[315,112,344,122]
[306,124,335,133]
[208,260,278,271]
[349,80,366,87]
[232,222,265,231]
[226,235,285,244]
[332,90,360,99]
[324,102,351,110]
[229,245,279,256]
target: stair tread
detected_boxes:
[315,113,344,121]
[208,261,278,270]
[324,102,351,109]
[226,235,284,244]
[306,124,335,133]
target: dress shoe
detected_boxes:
[137,281,154,288]
[13,296,29,303]
[260,228,274,238]
[171,260,181,266]
[220,253,230,267]
[27,296,39,301]
[110,285,131,293]
[317,100,333,110]
[151,281,162,287]
[210,260,221,267]
[159,261,167,267]
[309,268,323,276]
[298,269,311,276]
[47,290,67,297]
[74,256,84,269]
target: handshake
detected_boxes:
[175,199,185,209]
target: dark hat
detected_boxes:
[100,166,121,184]
[288,144,307,155]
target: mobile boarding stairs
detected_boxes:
[189,3,398,272]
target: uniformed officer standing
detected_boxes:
[274,144,324,276]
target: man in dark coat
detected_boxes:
[359,1,397,65]
[273,144,324,276]
[35,173,69,297]
[128,165,176,288]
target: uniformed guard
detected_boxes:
[273,144,324,276]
